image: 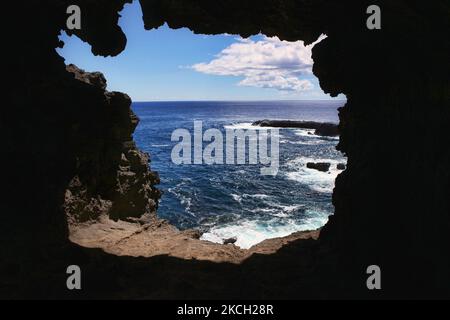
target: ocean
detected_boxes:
[132,100,347,248]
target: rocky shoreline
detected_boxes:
[252,119,339,137]
[70,214,320,264]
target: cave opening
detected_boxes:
[4,0,448,299]
[57,0,347,253]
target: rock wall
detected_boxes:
[63,64,160,224]
[2,0,449,298]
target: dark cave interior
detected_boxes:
[2,0,449,299]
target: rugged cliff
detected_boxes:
[63,64,161,224]
[2,0,449,299]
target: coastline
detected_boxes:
[69,215,320,264]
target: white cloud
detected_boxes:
[192,35,326,92]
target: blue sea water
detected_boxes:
[133,100,347,248]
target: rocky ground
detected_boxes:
[70,214,320,264]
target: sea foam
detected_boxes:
[201,209,329,249]
[285,157,345,193]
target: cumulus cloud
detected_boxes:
[192,35,326,92]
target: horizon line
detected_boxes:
[132,99,347,103]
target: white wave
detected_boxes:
[223,123,283,141]
[201,219,300,249]
[169,188,196,216]
[243,193,271,199]
[302,209,330,230]
[264,201,304,213]
[249,203,303,217]
[258,208,278,214]
[278,204,303,213]
[201,209,329,249]
[224,122,273,130]
[271,213,290,218]
[284,157,346,193]
[231,193,242,203]
[290,140,325,146]
[293,129,339,141]
[232,193,271,204]
[294,129,319,137]
[151,144,170,147]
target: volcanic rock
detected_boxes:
[337,163,346,170]
[223,237,238,245]
[307,162,331,172]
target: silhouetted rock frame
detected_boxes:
[2,0,449,299]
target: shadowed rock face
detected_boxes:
[63,64,161,223]
[2,0,449,299]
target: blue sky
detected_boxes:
[57,1,345,102]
